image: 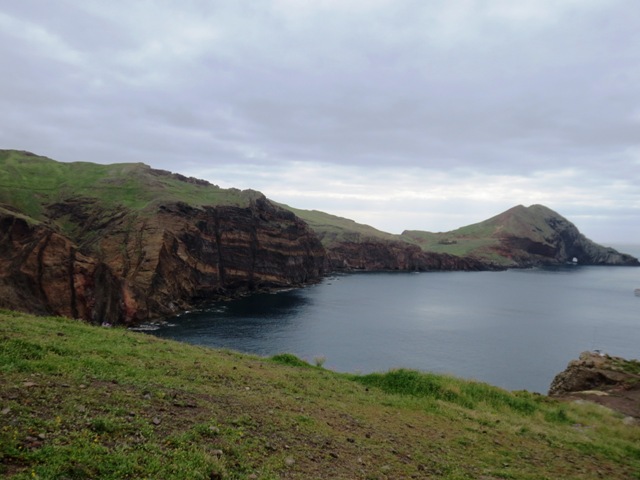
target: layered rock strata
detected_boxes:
[0,197,325,325]
[325,240,488,271]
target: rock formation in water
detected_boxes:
[549,351,640,419]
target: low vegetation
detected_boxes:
[1,310,640,479]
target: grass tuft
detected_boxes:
[270,353,312,368]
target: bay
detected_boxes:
[151,248,640,394]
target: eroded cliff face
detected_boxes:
[498,228,639,267]
[0,196,325,325]
[325,240,488,271]
[0,213,111,321]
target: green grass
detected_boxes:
[277,203,402,246]
[611,358,640,376]
[0,150,253,222]
[2,309,640,479]
[351,369,539,414]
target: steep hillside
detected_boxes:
[402,205,639,267]
[2,310,640,479]
[0,151,325,325]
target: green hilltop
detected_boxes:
[1,310,639,479]
[402,204,562,255]
[0,150,254,224]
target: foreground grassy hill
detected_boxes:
[1,310,639,479]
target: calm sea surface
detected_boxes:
[150,246,640,393]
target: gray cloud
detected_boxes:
[0,0,638,242]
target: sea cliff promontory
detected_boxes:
[0,149,637,325]
[0,151,325,325]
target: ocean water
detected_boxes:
[150,249,640,394]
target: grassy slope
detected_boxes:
[401,205,561,264]
[0,150,253,223]
[280,203,521,265]
[277,204,406,247]
[2,310,639,479]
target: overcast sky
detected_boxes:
[1,1,639,244]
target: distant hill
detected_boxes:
[0,149,637,324]
[402,204,639,267]
[278,204,401,246]
[284,203,639,268]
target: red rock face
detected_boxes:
[325,240,487,271]
[0,197,326,325]
[1,194,486,326]
[0,214,104,320]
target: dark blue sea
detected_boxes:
[149,246,640,393]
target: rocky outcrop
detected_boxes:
[0,196,325,325]
[549,351,640,419]
[325,240,488,271]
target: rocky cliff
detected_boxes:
[0,198,325,325]
[1,151,637,325]
[549,352,640,420]
[0,151,325,325]
[324,239,488,271]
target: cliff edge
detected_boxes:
[549,351,640,420]
[0,150,325,325]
